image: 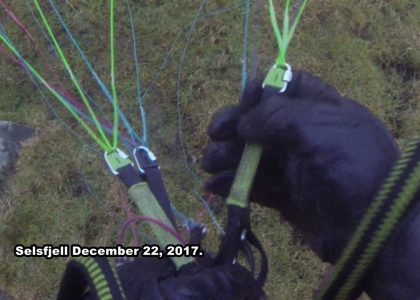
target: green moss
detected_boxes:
[0,1,419,299]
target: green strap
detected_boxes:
[228,0,308,209]
[316,138,420,299]
[77,257,127,300]
[226,144,262,207]
[128,182,194,269]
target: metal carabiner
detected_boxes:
[262,62,293,93]
[133,146,158,174]
[104,148,133,175]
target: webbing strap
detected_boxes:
[315,138,420,299]
[134,148,177,228]
[143,166,177,227]
[215,206,268,290]
[116,162,194,269]
[218,2,308,289]
[117,164,142,188]
[246,228,269,287]
[188,224,207,245]
[57,257,126,300]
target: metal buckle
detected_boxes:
[133,146,158,174]
[262,62,292,93]
[240,229,248,241]
[104,148,133,175]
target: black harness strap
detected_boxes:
[134,148,177,228]
[114,152,177,230]
[246,229,269,287]
[188,224,207,245]
[315,139,420,300]
[240,241,255,274]
[117,164,142,188]
[215,205,268,290]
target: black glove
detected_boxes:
[202,70,400,263]
[120,257,264,300]
[57,256,264,300]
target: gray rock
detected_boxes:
[0,121,35,185]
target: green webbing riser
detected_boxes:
[226,144,263,208]
[227,68,286,209]
[227,0,308,208]
[128,182,193,269]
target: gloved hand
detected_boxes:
[202,70,400,263]
[118,257,263,300]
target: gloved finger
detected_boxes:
[201,140,243,174]
[239,75,264,111]
[204,169,235,198]
[117,257,176,299]
[283,69,341,101]
[117,257,175,280]
[237,94,301,147]
[208,106,241,141]
[207,76,264,142]
[159,264,264,300]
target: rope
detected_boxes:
[0,0,35,41]
[175,0,225,234]
[117,215,187,245]
[46,0,143,146]
[241,0,251,90]
[115,180,140,247]
[124,0,148,147]
[3,0,119,146]
[33,0,114,151]
[140,1,245,101]
[0,30,110,150]
[109,0,119,149]
[1,0,253,243]
[268,0,308,66]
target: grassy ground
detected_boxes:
[0,0,419,299]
